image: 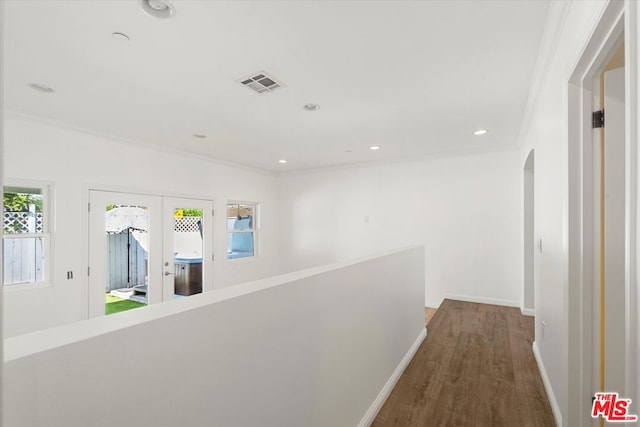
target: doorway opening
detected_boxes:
[597,41,626,409]
[523,149,535,316]
[566,1,639,425]
[88,191,214,318]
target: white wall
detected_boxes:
[278,149,521,308]
[3,114,280,337]
[4,246,426,427]
[632,0,640,409]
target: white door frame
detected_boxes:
[625,0,640,409]
[567,1,639,425]
[603,65,627,398]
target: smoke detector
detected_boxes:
[141,0,174,19]
[239,72,285,94]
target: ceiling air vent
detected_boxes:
[239,72,285,94]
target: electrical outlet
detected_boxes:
[67,271,73,280]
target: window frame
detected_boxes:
[2,179,54,288]
[226,201,258,261]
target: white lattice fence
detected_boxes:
[3,212,44,233]
[174,216,201,233]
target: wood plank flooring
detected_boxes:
[373,299,555,427]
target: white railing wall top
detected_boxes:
[4,245,424,362]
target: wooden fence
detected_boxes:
[107,230,148,292]
[3,212,45,285]
[2,214,197,288]
[2,237,44,285]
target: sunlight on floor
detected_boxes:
[425,307,437,325]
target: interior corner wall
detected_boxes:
[3,115,280,338]
[277,149,522,309]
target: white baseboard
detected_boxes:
[521,307,535,317]
[445,293,520,308]
[532,341,562,427]
[358,327,427,427]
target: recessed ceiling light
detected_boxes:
[303,103,320,111]
[473,129,489,136]
[278,159,288,164]
[140,0,174,19]
[369,145,381,151]
[193,134,206,139]
[112,32,130,42]
[29,83,55,93]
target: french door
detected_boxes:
[161,197,214,302]
[88,190,213,318]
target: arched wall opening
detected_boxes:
[523,149,535,315]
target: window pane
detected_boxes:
[227,232,254,259]
[226,204,254,231]
[3,237,45,285]
[3,187,44,234]
[226,202,256,259]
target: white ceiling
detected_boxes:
[4,0,550,173]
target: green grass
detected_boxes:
[105,294,145,315]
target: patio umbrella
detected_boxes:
[105,206,150,233]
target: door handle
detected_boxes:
[164,271,173,276]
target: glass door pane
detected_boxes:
[89,191,162,318]
[162,198,213,301]
[104,204,149,315]
[172,207,203,298]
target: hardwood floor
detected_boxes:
[373,299,555,427]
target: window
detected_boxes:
[3,183,51,285]
[226,202,256,259]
